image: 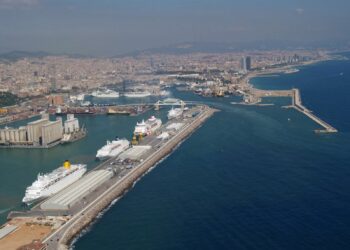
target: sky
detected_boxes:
[0,0,349,56]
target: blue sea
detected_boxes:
[72,54,350,250]
[1,53,350,249]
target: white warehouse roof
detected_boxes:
[40,170,113,210]
[119,145,152,160]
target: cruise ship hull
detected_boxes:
[22,167,87,204]
[96,148,127,160]
[91,89,120,98]
[124,92,151,98]
[134,117,162,136]
[92,94,119,98]
[96,140,130,161]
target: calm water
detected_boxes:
[1,55,350,250]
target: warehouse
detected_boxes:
[41,119,63,146]
[118,145,152,161]
[40,170,113,210]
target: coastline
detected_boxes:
[235,56,339,133]
[0,105,217,250]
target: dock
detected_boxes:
[0,105,217,250]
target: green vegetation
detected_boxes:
[0,92,20,107]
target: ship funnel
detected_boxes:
[131,134,138,145]
[63,160,71,169]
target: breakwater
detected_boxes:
[244,80,338,133]
[291,88,337,133]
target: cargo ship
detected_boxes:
[22,161,87,204]
[55,107,94,115]
[107,107,130,116]
[96,138,130,160]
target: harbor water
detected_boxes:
[1,54,350,249]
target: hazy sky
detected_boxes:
[0,0,349,56]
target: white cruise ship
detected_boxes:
[134,116,162,136]
[22,161,87,204]
[124,91,151,98]
[91,89,119,98]
[167,107,183,120]
[70,94,85,102]
[96,138,130,160]
[159,90,171,96]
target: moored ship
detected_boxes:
[91,89,119,98]
[134,116,162,136]
[167,107,183,119]
[124,91,151,98]
[107,107,131,116]
[22,160,87,204]
[96,138,130,160]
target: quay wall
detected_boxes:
[57,107,217,249]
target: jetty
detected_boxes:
[241,83,337,133]
[0,105,217,250]
[291,88,337,133]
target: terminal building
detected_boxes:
[40,170,114,210]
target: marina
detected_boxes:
[0,104,216,250]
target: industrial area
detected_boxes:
[0,103,217,250]
[0,113,85,148]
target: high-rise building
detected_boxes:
[49,65,57,91]
[246,56,251,71]
[240,57,247,73]
[240,56,251,73]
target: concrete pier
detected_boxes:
[35,105,217,250]
[0,106,216,250]
[291,88,337,133]
[0,105,213,250]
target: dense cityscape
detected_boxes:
[1,0,350,250]
[0,50,327,123]
[0,50,323,95]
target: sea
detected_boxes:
[1,53,350,250]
